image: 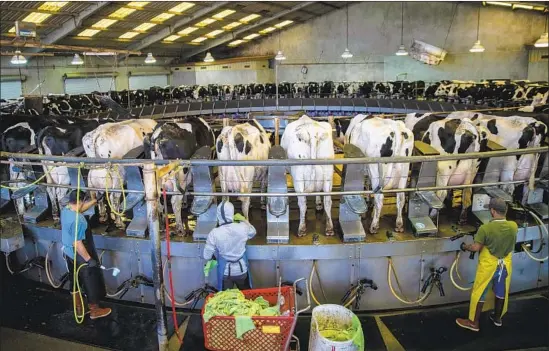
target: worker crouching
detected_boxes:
[456,197,517,332]
[62,190,112,320]
[203,201,257,291]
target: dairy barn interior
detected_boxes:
[1,1,548,350]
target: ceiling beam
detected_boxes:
[126,2,230,52]
[320,2,342,10]
[0,39,141,55]
[0,21,61,29]
[181,2,315,60]
[85,16,174,26]
[0,6,79,16]
[25,2,110,54]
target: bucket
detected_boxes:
[308,304,364,351]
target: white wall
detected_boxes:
[234,2,549,82]
[1,56,171,95]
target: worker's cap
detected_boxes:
[489,197,507,214]
[68,190,86,204]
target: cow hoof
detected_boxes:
[260,203,267,210]
[369,227,379,234]
[325,229,335,236]
[395,226,404,233]
[99,216,108,224]
[298,228,307,237]
[315,205,323,212]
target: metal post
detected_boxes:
[275,62,279,111]
[143,163,168,351]
[274,117,280,145]
[223,117,230,127]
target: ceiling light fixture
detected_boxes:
[144,53,156,64]
[275,30,286,61]
[213,9,235,20]
[341,4,353,59]
[239,14,261,23]
[127,2,150,9]
[485,2,512,7]
[178,27,198,36]
[223,22,242,30]
[11,50,27,65]
[204,52,215,63]
[470,6,485,53]
[71,53,84,65]
[396,2,408,56]
[169,2,195,14]
[534,16,549,48]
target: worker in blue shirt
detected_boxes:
[61,190,111,320]
[203,201,256,291]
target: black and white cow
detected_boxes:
[36,120,100,222]
[145,118,215,236]
[345,115,414,233]
[216,120,271,219]
[281,115,334,236]
[405,112,489,223]
[83,119,157,229]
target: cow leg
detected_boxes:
[297,195,307,237]
[260,177,267,210]
[395,192,406,232]
[324,194,334,236]
[315,196,323,211]
[171,195,185,236]
[110,193,126,230]
[370,194,383,234]
[241,196,251,220]
[431,161,454,218]
[96,193,108,223]
[46,185,59,222]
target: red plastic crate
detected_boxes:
[202,286,297,351]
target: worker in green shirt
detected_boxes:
[456,197,517,332]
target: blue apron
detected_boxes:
[216,249,253,291]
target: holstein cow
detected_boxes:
[83,119,157,229]
[405,113,488,223]
[144,118,215,236]
[469,114,546,203]
[345,115,414,233]
[216,120,270,219]
[281,115,335,236]
[1,117,74,214]
[36,121,100,223]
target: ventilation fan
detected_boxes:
[409,39,448,65]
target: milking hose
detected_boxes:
[0,166,53,190]
[308,260,329,307]
[387,257,432,305]
[46,243,65,289]
[72,165,86,324]
[522,209,549,262]
[105,164,127,217]
[449,251,473,291]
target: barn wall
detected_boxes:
[170,60,273,86]
[527,48,549,81]
[233,2,548,82]
[1,56,171,95]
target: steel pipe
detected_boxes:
[143,164,169,351]
[2,146,547,166]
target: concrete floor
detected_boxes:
[0,328,108,351]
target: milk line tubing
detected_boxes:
[1,145,546,166]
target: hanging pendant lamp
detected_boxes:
[144,53,156,64]
[395,2,408,56]
[11,50,27,65]
[534,16,548,48]
[204,52,215,62]
[470,6,485,53]
[275,31,286,60]
[341,4,353,59]
[71,53,84,65]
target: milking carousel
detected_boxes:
[1,95,548,350]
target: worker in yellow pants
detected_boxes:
[456,197,517,332]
